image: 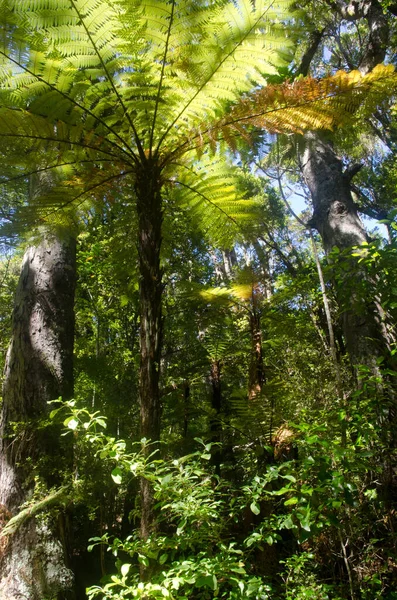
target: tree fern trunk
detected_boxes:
[135,163,163,540]
[0,233,76,600]
[210,360,222,476]
[248,309,265,401]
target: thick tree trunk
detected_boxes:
[0,233,76,599]
[302,132,368,251]
[135,164,163,541]
[300,0,394,373]
[302,132,395,372]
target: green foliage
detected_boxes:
[1,2,397,598]
[74,205,140,437]
[328,240,397,344]
[1,0,394,243]
[49,372,397,600]
[281,552,338,600]
[0,251,19,386]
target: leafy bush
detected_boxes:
[52,384,396,600]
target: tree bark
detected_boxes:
[302,132,369,251]
[302,131,396,372]
[0,233,76,600]
[135,163,163,541]
[300,0,395,374]
[248,308,265,401]
[222,249,237,279]
[210,360,222,477]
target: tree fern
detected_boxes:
[0,0,295,238]
[0,2,394,233]
[184,279,278,444]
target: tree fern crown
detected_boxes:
[0,1,394,241]
[0,0,295,237]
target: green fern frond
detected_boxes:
[183,280,255,314]
[200,325,233,362]
[230,387,275,442]
[169,156,261,248]
[0,0,293,164]
[197,286,240,309]
[155,0,295,148]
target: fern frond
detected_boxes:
[229,283,255,302]
[2,0,394,242]
[209,64,397,140]
[196,286,242,310]
[0,108,131,165]
[0,160,131,236]
[155,0,295,150]
[183,280,255,313]
[168,156,261,248]
[0,0,294,158]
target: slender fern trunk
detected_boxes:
[210,360,222,476]
[0,233,76,600]
[183,381,190,439]
[248,307,265,402]
[135,163,163,540]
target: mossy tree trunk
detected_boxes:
[0,233,76,600]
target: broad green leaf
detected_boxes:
[284,497,299,506]
[64,417,79,430]
[111,467,123,485]
[250,501,260,515]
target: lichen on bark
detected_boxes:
[0,233,76,599]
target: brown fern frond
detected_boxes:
[204,64,397,141]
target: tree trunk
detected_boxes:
[222,249,237,279]
[135,163,163,541]
[302,132,368,251]
[302,131,395,372]
[210,360,222,477]
[248,309,265,401]
[0,233,76,600]
[183,381,190,439]
[300,0,394,374]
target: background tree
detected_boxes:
[295,0,397,376]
